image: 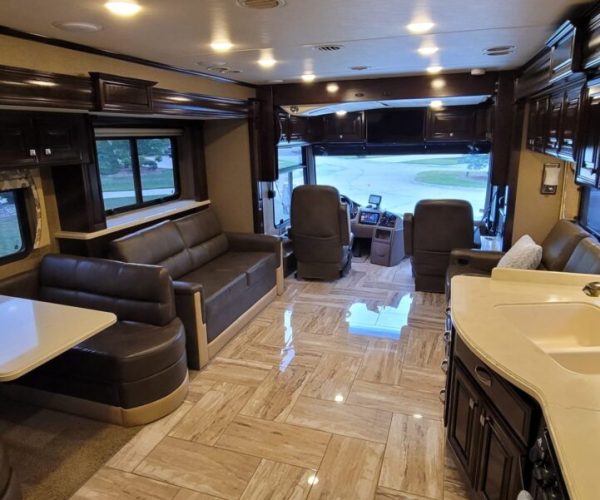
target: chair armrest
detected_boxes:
[226,233,282,261]
[449,249,505,273]
[403,213,414,256]
[172,280,204,296]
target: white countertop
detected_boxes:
[0,295,116,382]
[451,269,600,500]
[55,199,210,241]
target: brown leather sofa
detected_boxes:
[289,185,353,280]
[446,220,600,298]
[0,441,20,500]
[109,208,283,369]
[0,255,188,426]
[404,199,478,293]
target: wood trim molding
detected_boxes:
[0,64,250,118]
[0,24,254,88]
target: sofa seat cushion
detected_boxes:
[180,252,277,296]
[43,319,186,383]
[541,220,590,271]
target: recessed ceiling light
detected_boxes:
[412,413,424,419]
[52,21,103,33]
[334,393,344,401]
[430,99,444,109]
[307,475,319,486]
[27,80,57,87]
[471,68,486,75]
[431,78,446,89]
[301,73,316,83]
[426,65,442,74]
[407,22,434,34]
[326,82,339,93]
[104,1,141,17]
[335,110,347,117]
[258,57,277,68]
[418,46,439,56]
[211,40,234,52]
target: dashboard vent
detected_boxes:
[237,0,286,9]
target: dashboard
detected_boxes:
[358,211,380,225]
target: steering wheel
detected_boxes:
[340,195,359,219]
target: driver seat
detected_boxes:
[289,185,353,280]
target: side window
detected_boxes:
[0,190,30,263]
[96,136,179,214]
[273,145,306,228]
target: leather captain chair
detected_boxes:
[404,199,476,293]
[289,185,353,280]
[0,441,20,500]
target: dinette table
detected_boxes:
[0,295,116,382]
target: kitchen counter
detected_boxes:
[451,268,600,500]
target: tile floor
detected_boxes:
[73,260,469,500]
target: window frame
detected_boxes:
[272,145,307,229]
[0,189,32,265]
[95,135,181,216]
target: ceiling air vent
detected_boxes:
[207,66,232,74]
[315,44,343,52]
[484,45,515,56]
[350,65,370,71]
[236,0,286,9]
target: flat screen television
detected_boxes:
[366,108,425,144]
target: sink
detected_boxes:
[495,302,600,374]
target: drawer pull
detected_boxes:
[474,365,493,387]
[469,397,477,410]
[439,389,446,403]
[441,359,449,373]
[479,414,489,427]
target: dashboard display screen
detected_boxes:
[359,211,380,225]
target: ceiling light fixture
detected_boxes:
[258,57,277,68]
[326,82,339,93]
[426,65,442,74]
[431,78,446,89]
[335,110,347,117]
[301,73,316,83]
[104,1,142,17]
[418,46,439,56]
[211,40,234,52]
[52,21,103,32]
[27,80,57,87]
[307,475,319,486]
[407,21,434,34]
[430,99,444,109]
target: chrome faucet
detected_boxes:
[583,281,600,297]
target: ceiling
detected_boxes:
[0,0,593,85]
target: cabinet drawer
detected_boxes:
[454,336,535,445]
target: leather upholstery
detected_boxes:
[0,441,20,500]
[1,254,188,414]
[541,219,590,271]
[404,200,475,293]
[0,269,38,300]
[39,255,176,326]
[109,208,280,368]
[289,185,352,280]
[563,237,600,274]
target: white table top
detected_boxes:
[0,295,117,382]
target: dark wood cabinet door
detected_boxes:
[0,114,38,168]
[36,114,90,165]
[533,96,549,152]
[558,85,582,162]
[320,112,364,142]
[475,408,524,500]
[426,108,476,141]
[576,80,600,187]
[526,101,538,151]
[448,363,482,482]
[544,94,563,156]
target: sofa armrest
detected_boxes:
[172,280,207,370]
[449,248,505,273]
[226,232,282,261]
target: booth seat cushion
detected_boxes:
[541,220,590,271]
[563,238,600,274]
[44,320,186,383]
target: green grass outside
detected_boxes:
[0,218,23,258]
[100,169,175,192]
[399,157,465,165]
[415,170,487,188]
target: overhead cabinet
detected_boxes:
[547,21,582,85]
[576,78,600,187]
[0,111,90,169]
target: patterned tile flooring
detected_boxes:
[73,259,470,500]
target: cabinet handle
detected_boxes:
[469,397,477,410]
[479,414,489,427]
[441,359,449,373]
[29,149,37,157]
[44,148,52,155]
[474,365,493,387]
[439,389,446,403]
[443,330,451,343]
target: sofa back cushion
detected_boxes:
[38,254,176,326]
[175,209,229,268]
[110,220,193,279]
[563,238,600,274]
[541,220,590,271]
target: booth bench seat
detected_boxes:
[109,208,283,369]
